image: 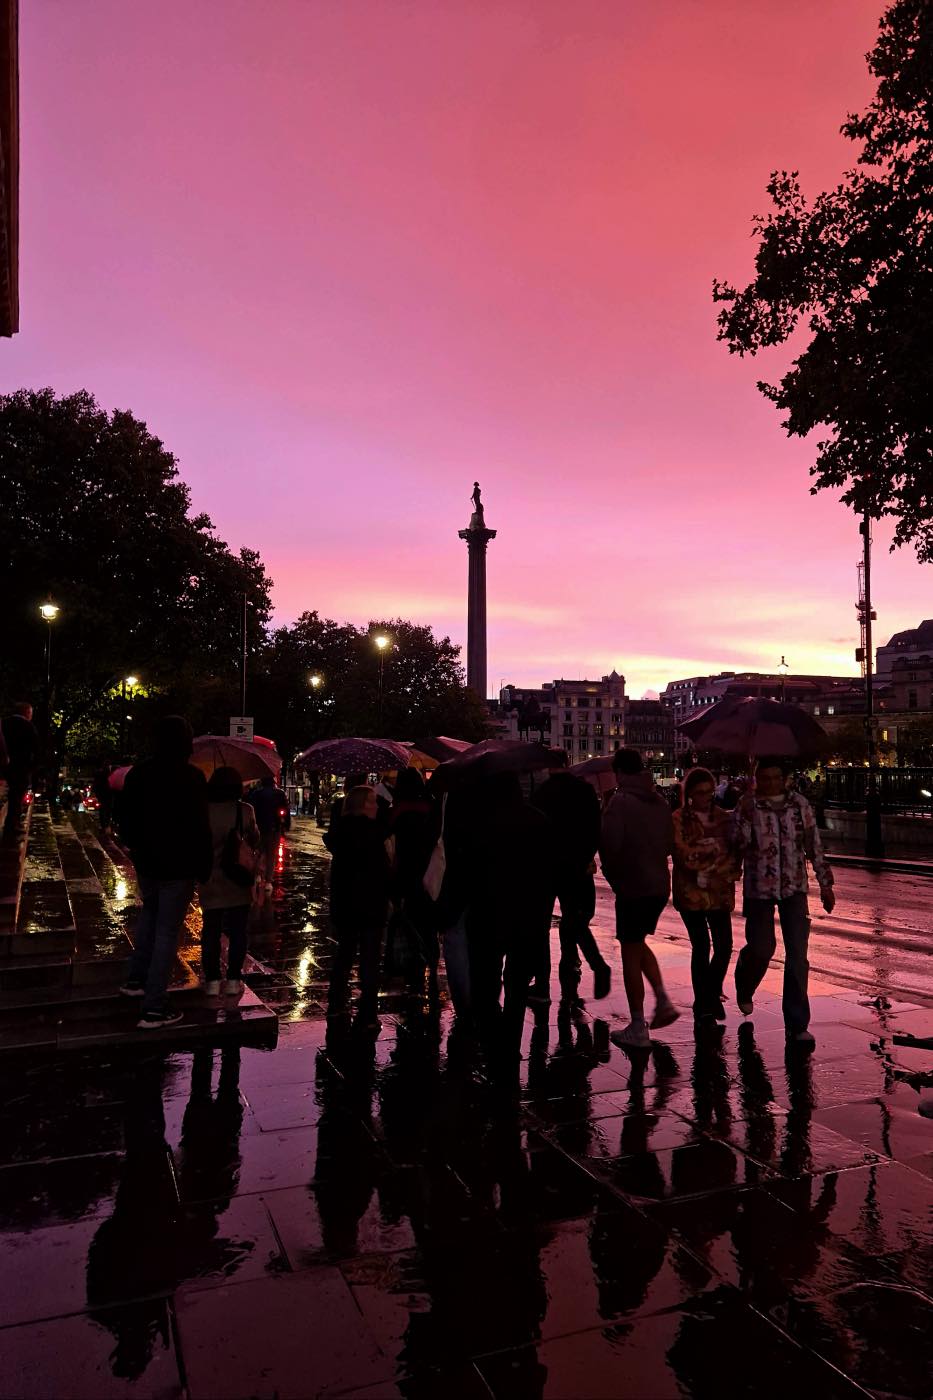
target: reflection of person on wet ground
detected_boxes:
[465,772,556,1077]
[86,1048,246,1382]
[325,785,391,1034]
[530,763,611,1002]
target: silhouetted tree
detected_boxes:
[714,0,933,558]
[0,389,272,764]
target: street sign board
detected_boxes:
[229,716,254,741]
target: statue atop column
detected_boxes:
[470,481,485,527]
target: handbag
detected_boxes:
[220,801,259,888]
[422,794,447,902]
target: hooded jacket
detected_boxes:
[599,772,674,899]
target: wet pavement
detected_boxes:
[0,816,931,1398]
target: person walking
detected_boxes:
[119,716,212,1029]
[672,767,740,1022]
[1,701,39,840]
[324,785,392,1032]
[198,766,260,997]
[466,771,556,1068]
[531,763,610,1001]
[92,762,115,837]
[599,749,680,1049]
[246,772,289,890]
[389,766,441,996]
[733,757,835,1048]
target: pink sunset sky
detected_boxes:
[5,0,929,697]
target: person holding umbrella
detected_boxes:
[672,767,740,1022]
[733,756,835,1047]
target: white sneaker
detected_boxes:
[611,1021,650,1050]
[223,979,243,997]
[737,999,754,1015]
[203,980,221,996]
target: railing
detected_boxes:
[823,767,933,816]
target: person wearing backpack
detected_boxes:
[198,766,261,997]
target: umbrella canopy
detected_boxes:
[410,736,473,763]
[569,754,617,795]
[677,698,828,758]
[108,764,133,792]
[432,738,566,788]
[191,735,282,781]
[296,737,411,776]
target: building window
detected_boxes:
[594,723,603,736]
[612,712,622,722]
[594,711,603,721]
[909,690,918,709]
[578,725,589,736]
[563,724,573,737]
[814,706,820,716]
[577,698,589,709]
[827,705,835,716]
[594,741,603,753]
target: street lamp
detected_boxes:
[120,675,139,754]
[309,673,323,689]
[39,600,60,689]
[777,655,789,705]
[373,635,391,731]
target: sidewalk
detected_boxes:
[0,821,931,1398]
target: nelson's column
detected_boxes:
[459,482,496,701]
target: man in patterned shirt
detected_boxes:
[733,757,835,1047]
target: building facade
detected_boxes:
[876,621,933,679]
[622,699,675,777]
[888,655,933,713]
[497,672,626,761]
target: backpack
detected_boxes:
[220,802,259,888]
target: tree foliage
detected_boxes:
[252,613,490,763]
[713,0,933,558]
[0,388,272,755]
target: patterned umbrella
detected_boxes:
[296,737,411,775]
[678,698,828,758]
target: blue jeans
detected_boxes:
[129,877,195,1013]
[735,892,811,1033]
[201,904,250,982]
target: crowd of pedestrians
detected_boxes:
[322,743,833,1067]
[86,712,833,1051]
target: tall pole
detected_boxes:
[120,677,126,756]
[459,484,496,701]
[377,652,385,731]
[862,512,884,859]
[45,621,52,690]
[240,592,248,716]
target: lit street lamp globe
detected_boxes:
[374,635,390,651]
[39,602,59,621]
[309,673,323,689]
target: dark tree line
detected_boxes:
[0,389,487,774]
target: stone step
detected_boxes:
[0,983,279,1055]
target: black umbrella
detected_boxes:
[432,738,566,788]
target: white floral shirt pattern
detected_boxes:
[734,792,833,902]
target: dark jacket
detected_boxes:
[1,713,39,777]
[247,783,289,834]
[599,772,674,899]
[533,772,601,872]
[469,796,557,939]
[391,797,439,902]
[327,814,391,927]
[119,757,212,882]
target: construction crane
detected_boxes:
[855,557,876,677]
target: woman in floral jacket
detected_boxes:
[672,767,741,1020]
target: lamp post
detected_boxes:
[120,675,138,756]
[777,655,788,705]
[374,635,391,732]
[39,601,60,690]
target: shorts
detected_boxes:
[615,895,668,945]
